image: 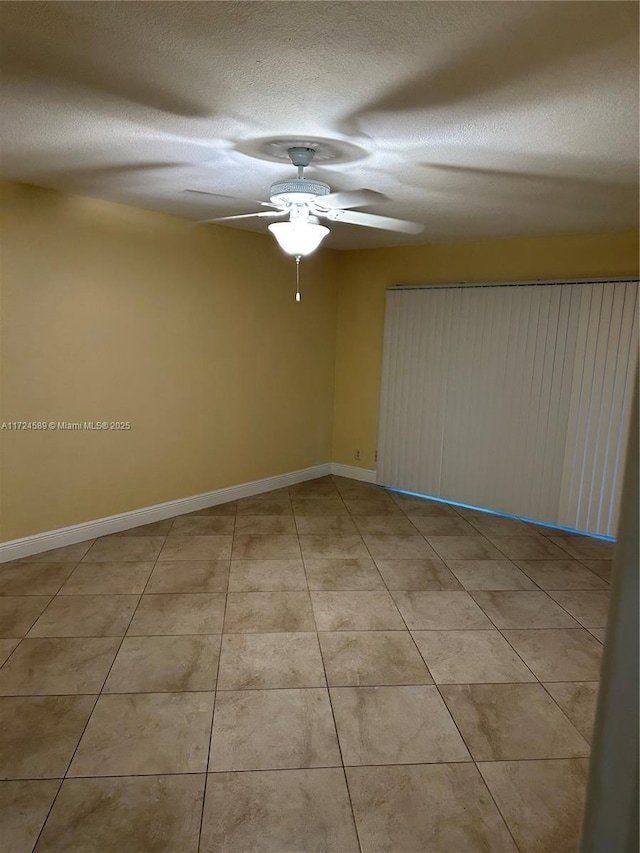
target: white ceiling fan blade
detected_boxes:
[198,211,286,224]
[315,189,388,210]
[185,189,279,209]
[322,209,423,234]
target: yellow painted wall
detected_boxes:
[2,180,637,541]
[332,231,640,469]
[0,182,338,540]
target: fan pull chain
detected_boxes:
[295,255,301,302]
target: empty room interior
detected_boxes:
[1,2,639,852]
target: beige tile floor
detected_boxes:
[0,475,613,852]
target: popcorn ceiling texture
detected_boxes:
[1,1,638,249]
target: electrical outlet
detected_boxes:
[354,449,361,461]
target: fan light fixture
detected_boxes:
[192,143,423,302]
[268,217,329,256]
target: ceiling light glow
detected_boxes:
[268,219,329,256]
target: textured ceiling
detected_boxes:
[1,1,638,249]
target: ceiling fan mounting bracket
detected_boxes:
[287,146,316,168]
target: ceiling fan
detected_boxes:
[187,146,424,259]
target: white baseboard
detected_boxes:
[330,463,377,483]
[0,463,332,563]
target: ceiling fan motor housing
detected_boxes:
[269,179,331,205]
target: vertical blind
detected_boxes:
[377,280,638,537]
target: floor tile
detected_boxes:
[0,597,52,637]
[217,633,325,689]
[228,559,307,591]
[446,559,537,590]
[170,515,235,535]
[35,774,204,853]
[526,522,561,536]
[331,685,470,765]
[391,591,493,629]
[548,535,614,560]
[454,505,496,518]
[232,534,301,560]
[389,497,457,516]
[234,515,296,534]
[343,498,404,516]
[440,683,590,760]
[486,536,569,560]
[503,629,603,681]
[295,515,358,534]
[289,475,339,499]
[347,763,517,853]
[103,635,221,693]
[299,534,369,559]
[159,535,233,561]
[588,627,607,642]
[332,478,386,500]
[59,561,154,594]
[224,592,314,633]
[579,559,612,582]
[514,559,608,589]
[0,779,61,853]
[0,639,19,666]
[18,542,94,563]
[237,496,293,515]
[0,637,120,695]
[412,630,535,684]
[427,535,504,560]
[468,515,532,536]
[319,631,432,686]
[0,563,76,596]
[544,682,599,742]
[28,595,138,637]
[548,590,610,627]
[68,692,214,776]
[0,695,96,779]
[311,591,405,631]
[354,516,421,535]
[478,759,589,853]
[145,560,229,593]
[364,534,437,559]
[292,499,349,516]
[374,558,462,590]
[128,593,225,635]
[184,501,237,516]
[200,768,359,853]
[304,558,385,590]
[471,591,580,628]
[289,478,340,499]
[112,519,175,536]
[409,515,478,535]
[209,688,340,771]
[82,536,164,562]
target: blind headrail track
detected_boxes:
[391,276,639,291]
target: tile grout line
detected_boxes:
[0,566,79,671]
[196,504,235,853]
[393,487,598,816]
[309,479,365,853]
[5,753,598,787]
[457,533,599,632]
[28,527,171,851]
[396,498,601,745]
[362,488,528,853]
[0,477,611,849]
